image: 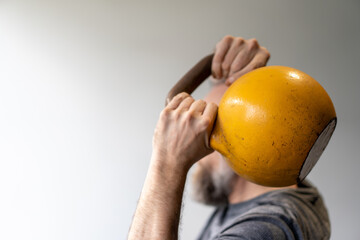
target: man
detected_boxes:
[128,36,330,239]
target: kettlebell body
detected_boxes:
[210,66,336,186]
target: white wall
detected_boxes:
[0,1,359,239]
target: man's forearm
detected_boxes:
[128,92,217,239]
[128,155,188,240]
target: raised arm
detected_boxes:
[127,35,271,240]
[127,93,217,240]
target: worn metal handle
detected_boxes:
[165,54,214,105]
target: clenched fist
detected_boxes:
[152,92,218,171]
[212,35,270,85]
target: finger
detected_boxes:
[202,103,218,148]
[228,47,252,77]
[176,96,195,112]
[212,36,233,80]
[202,102,218,121]
[188,99,207,116]
[166,92,190,110]
[228,38,260,77]
[225,50,270,85]
[221,38,245,79]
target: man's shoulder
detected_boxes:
[248,180,325,215]
[199,181,330,240]
[220,180,330,239]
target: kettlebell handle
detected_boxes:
[166,54,214,105]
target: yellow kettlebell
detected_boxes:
[166,54,336,187]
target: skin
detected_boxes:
[127,36,292,240]
[212,35,270,85]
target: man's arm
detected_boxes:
[128,93,217,240]
[127,153,188,239]
[127,36,271,240]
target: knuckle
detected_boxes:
[173,93,183,101]
[216,35,234,50]
[179,92,189,98]
[234,37,245,46]
[174,93,182,99]
[173,110,181,120]
[260,47,270,57]
[184,112,193,121]
[223,35,234,43]
[201,117,211,127]
[197,99,206,105]
[160,108,171,119]
[211,103,218,109]
[221,61,230,71]
[248,38,259,50]
[209,102,216,107]
[250,63,260,70]
[264,49,271,60]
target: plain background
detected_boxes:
[0,1,359,239]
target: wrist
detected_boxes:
[150,151,190,180]
[143,153,188,205]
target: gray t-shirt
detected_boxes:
[197,181,330,240]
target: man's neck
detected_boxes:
[228,177,297,204]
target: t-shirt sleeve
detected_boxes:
[215,214,297,240]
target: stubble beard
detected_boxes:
[191,156,237,206]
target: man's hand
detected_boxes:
[152,92,218,171]
[212,35,270,85]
